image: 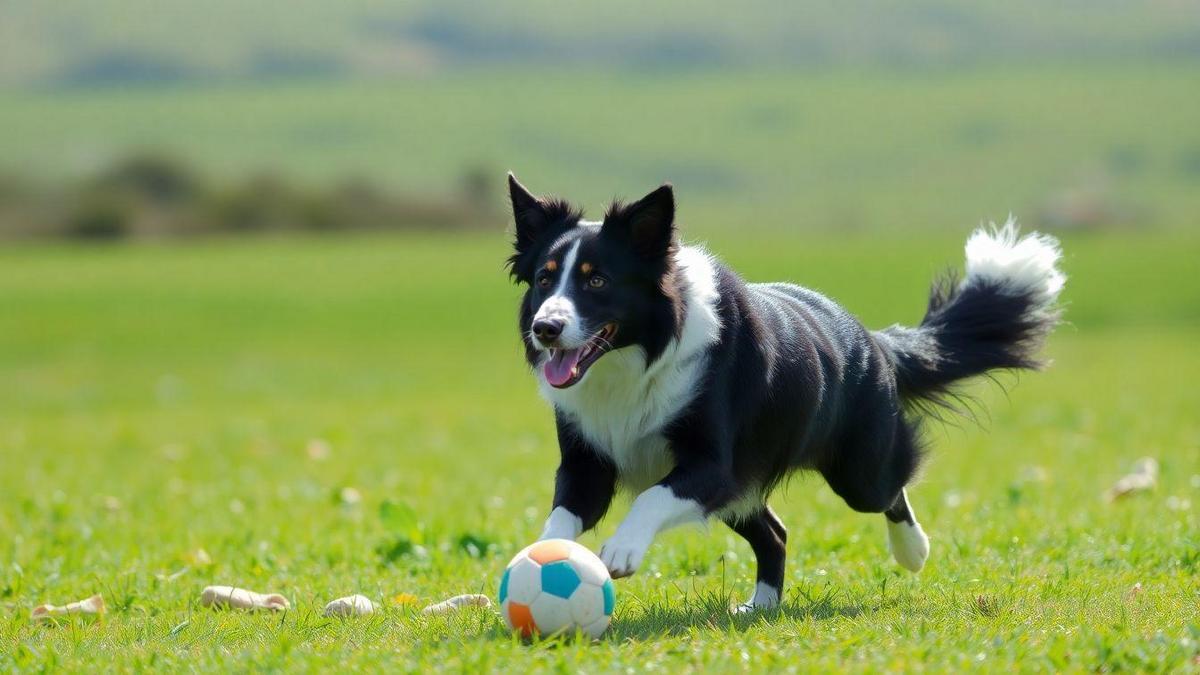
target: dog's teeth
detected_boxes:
[570,366,579,377]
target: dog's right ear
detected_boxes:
[509,172,548,253]
[507,173,580,282]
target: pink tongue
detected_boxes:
[544,349,583,387]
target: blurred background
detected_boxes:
[1,1,1199,239]
[1,3,1198,658]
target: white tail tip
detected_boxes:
[964,217,1065,306]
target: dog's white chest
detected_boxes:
[614,435,673,492]
[546,347,704,493]
[595,427,674,495]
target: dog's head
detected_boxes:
[507,173,685,389]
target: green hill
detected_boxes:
[2,1,1198,86]
[2,65,1198,232]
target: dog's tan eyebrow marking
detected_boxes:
[544,260,558,272]
[580,262,593,274]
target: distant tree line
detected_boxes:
[0,154,499,241]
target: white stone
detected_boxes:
[323,594,376,617]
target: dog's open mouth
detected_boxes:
[543,324,618,389]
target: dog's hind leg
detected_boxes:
[820,403,929,572]
[725,507,787,612]
[884,489,929,572]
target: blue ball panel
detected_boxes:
[602,579,615,615]
[540,561,581,599]
[498,567,510,604]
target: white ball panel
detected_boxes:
[505,558,542,605]
[529,593,573,635]
[567,546,611,586]
[567,583,606,626]
[500,598,512,630]
[582,614,612,639]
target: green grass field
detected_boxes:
[2,227,1197,671]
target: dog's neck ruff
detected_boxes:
[538,245,722,478]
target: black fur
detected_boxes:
[725,508,787,596]
[552,410,618,531]
[878,271,1061,410]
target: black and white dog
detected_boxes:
[507,173,1064,611]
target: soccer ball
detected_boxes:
[499,538,615,639]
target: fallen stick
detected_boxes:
[200,585,290,611]
[32,594,105,621]
[323,594,376,617]
[421,594,491,615]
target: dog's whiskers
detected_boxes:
[589,335,615,352]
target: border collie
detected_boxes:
[506,173,1065,611]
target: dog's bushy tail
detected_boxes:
[877,218,1065,410]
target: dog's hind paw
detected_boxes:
[888,519,930,572]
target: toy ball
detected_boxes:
[499,538,614,639]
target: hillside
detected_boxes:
[2,1,1198,86]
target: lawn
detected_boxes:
[1,227,1197,671]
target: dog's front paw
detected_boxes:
[599,534,651,579]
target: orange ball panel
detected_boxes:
[527,540,571,565]
[508,601,537,638]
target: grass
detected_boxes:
[1,227,1197,671]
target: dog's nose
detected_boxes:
[532,318,564,343]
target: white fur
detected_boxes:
[886,490,929,572]
[964,218,1065,307]
[888,516,931,569]
[532,240,587,347]
[599,485,705,577]
[538,245,723,493]
[887,520,930,573]
[734,581,781,612]
[539,506,583,541]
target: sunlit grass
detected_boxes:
[0,229,1197,670]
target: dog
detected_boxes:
[506,173,1065,611]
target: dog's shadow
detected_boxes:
[605,586,872,641]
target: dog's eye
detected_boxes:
[588,275,608,289]
[536,274,553,289]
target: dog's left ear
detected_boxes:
[605,183,675,258]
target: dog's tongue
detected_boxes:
[544,348,583,387]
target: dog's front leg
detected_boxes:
[600,458,735,578]
[538,415,617,541]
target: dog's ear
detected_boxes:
[507,173,580,282]
[509,172,549,250]
[604,183,675,258]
